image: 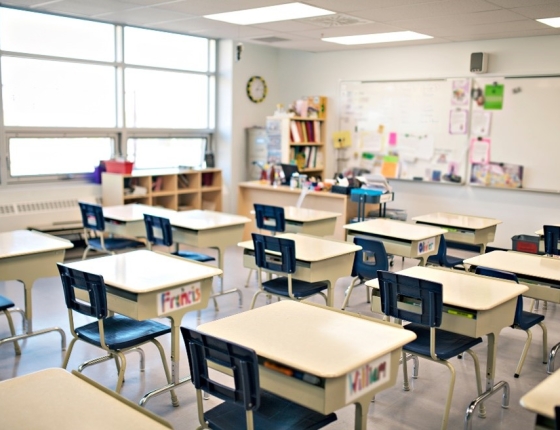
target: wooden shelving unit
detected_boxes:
[101,168,222,211]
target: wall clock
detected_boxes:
[246,76,267,103]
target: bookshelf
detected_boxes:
[101,168,222,211]
[266,107,327,181]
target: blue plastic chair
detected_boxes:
[143,214,215,262]
[341,236,388,310]
[0,295,24,355]
[249,233,329,309]
[426,236,464,269]
[543,225,560,256]
[181,327,337,430]
[79,202,145,260]
[57,263,176,403]
[377,270,483,430]
[474,266,548,377]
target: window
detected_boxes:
[126,137,206,169]
[9,137,114,177]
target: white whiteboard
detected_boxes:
[340,79,470,183]
[471,76,560,192]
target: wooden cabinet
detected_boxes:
[102,168,222,211]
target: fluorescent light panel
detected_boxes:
[204,2,334,25]
[323,31,433,45]
[537,17,560,28]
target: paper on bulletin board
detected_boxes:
[484,84,504,110]
[399,134,434,161]
[451,79,470,106]
[360,131,382,152]
[470,137,491,164]
[449,108,468,134]
[470,110,491,136]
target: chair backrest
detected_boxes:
[555,405,560,430]
[79,202,105,232]
[254,204,285,234]
[432,236,449,265]
[144,214,174,247]
[351,236,388,279]
[181,327,260,412]
[57,263,108,319]
[377,270,443,328]
[252,233,296,274]
[544,225,560,256]
[474,266,523,323]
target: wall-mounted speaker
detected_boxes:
[470,52,488,73]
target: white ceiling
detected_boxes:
[2,0,560,52]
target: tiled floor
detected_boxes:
[0,245,555,429]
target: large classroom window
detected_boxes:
[0,6,215,184]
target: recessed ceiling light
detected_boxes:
[204,2,334,25]
[323,31,433,45]
[537,17,560,28]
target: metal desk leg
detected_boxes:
[208,246,242,308]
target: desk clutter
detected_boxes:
[4,203,560,430]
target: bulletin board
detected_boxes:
[468,75,560,192]
[339,79,471,184]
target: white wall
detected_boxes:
[262,35,560,248]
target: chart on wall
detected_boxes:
[339,79,471,184]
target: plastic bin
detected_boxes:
[105,160,134,174]
[511,234,540,254]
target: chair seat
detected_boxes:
[404,323,483,360]
[427,253,464,268]
[262,277,329,299]
[173,250,215,262]
[75,314,171,350]
[88,237,145,251]
[516,310,545,331]
[0,295,15,311]
[205,389,337,430]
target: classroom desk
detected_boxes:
[0,230,73,350]
[367,266,528,428]
[520,369,560,429]
[62,250,222,406]
[0,368,173,429]
[283,206,341,236]
[238,233,360,307]
[344,219,446,266]
[197,301,416,430]
[102,204,177,238]
[412,212,501,253]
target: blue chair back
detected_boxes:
[474,266,523,324]
[252,233,296,274]
[377,270,443,328]
[351,236,388,280]
[144,214,174,247]
[79,202,105,232]
[57,263,108,319]
[254,204,285,233]
[181,327,260,411]
[544,225,560,256]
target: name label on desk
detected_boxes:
[346,353,390,402]
[417,237,436,255]
[158,285,202,315]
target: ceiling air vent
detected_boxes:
[252,36,291,43]
[302,13,372,27]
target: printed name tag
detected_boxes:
[346,353,390,403]
[417,237,436,255]
[158,285,202,315]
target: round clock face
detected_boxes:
[247,76,267,103]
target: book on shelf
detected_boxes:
[313,120,321,142]
[290,121,301,143]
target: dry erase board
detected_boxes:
[469,75,560,192]
[339,79,470,184]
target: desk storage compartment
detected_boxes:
[512,234,540,254]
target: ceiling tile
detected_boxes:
[510,4,560,19]
[486,0,558,7]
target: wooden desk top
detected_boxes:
[520,369,560,419]
[366,266,528,310]
[102,204,177,221]
[198,301,415,377]
[63,250,222,293]
[170,210,250,230]
[0,368,173,429]
[464,250,560,282]
[284,206,341,222]
[238,233,361,262]
[412,212,502,230]
[0,230,73,259]
[344,219,447,241]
